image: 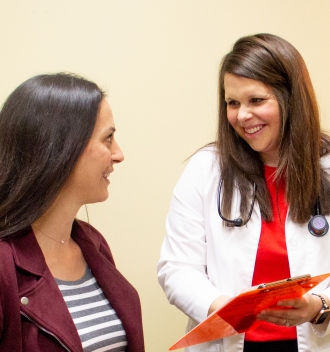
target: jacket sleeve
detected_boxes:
[0,280,3,341]
[157,149,223,323]
[0,241,22,350]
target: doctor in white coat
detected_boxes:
[158,33,330,352]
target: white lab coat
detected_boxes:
[158,146,330,352]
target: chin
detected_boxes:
[88,193,109,204]
[98,193,109,203]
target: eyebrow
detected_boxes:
[100,126,116,137]
[224,96,235,102]
[225,93,268,100]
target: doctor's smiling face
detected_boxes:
[224,73,281,167]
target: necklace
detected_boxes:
[33,226,69,245]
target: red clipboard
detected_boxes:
[169,273,330,350]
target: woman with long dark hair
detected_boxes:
[0,73,144,351]
[158,34,330,351]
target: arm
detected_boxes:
[158,149,227,323]
[0,294,2,342]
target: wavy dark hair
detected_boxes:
[217,33,330,224]
[0,73,104,238]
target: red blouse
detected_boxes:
[245,165,297,341]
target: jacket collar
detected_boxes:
[10,226,47,277]
[8,224,83,351]
[10,220,102,276]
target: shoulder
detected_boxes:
[173,145,219,197]
[72,220,111,253]
[73,219,103,238]
[0,238,12,253]
[184,145,219,175]
[189,144,218,163]
[0,240,15,272]
[0,240,20,298]
[73,220,115,266]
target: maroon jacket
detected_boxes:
[0,220,145,351]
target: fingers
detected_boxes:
[256,294,322,326]
[277,298,304,308]
[257,303,308,326]
[257,314,294,327]
[257,309,296,327]
[275,294,325,324]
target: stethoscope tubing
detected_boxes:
[217,179,328,236]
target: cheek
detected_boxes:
[89,146,111,163]
[266,110,281,135]
[95,149,112,169]
[101,147,112,162]
[261,104,280,122]
[226,109,238,129]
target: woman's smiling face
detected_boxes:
[61,98,124,206]
[224,73,281,166]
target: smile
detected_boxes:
[245,125,264,134]
[102,171,111,179]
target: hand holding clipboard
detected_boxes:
[169,273,330,350]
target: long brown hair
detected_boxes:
[217,33,330,224]
[0,73,104,238]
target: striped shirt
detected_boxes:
[56,266,128,352]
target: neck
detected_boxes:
[32,192,80,248]
[32,224,71,245]
[260,151,279,167]
[32,216,74,248]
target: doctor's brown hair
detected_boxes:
[217,33,330,224]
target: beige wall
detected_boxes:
[1,1,330,350]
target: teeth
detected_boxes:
[245,126,263,134]
[102,172,110,178]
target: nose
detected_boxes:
[111,139,124,163]
[237,105,253,123]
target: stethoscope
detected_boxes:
[217,180,329,236]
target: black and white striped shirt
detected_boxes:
[56,266,127,352]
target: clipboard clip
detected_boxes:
[257,274,311,289]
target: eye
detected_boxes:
[226,100,240,108]
[250,97,264,104]
[105,133,113,144]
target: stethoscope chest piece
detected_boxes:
[308,215,329,237]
